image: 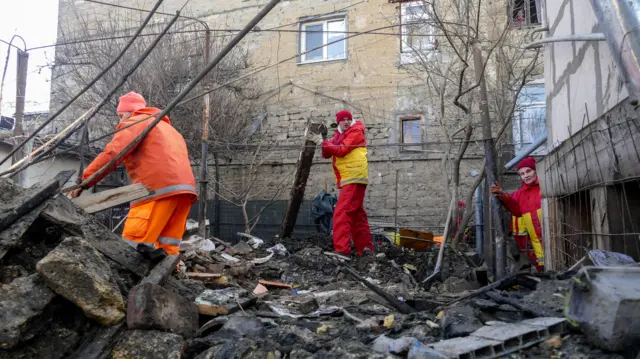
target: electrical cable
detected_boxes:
[0,0,166,168]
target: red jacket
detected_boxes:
[321,120,368,188]
[83,107,197,207]
[498,178,544,264]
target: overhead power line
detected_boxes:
[0,0,167,168]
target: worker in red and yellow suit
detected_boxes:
[491,157,544,271]
[307,110,374,258]
[71,92,197,257]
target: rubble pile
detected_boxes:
[0,174,633,359]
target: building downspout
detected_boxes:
[591,0,640,102]
[474,184,484,256]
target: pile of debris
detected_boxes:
[0,173,634,359]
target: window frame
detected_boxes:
[298,16,348,64]
[512,79,546,155]
[399,1,437,65]
[400,115,423,152]
[510,0,543,27]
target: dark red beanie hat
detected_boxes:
[336,110,352,123]
[517,157,536,171]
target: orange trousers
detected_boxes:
[122,194,193,255]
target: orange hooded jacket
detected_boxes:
[82,107,197,208]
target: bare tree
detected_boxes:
[394,0,542,248]
[51,4,263,156]
[208,137,294,234]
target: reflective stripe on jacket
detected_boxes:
[321,120,368,188]
[82,107,198,207]
[500,179,544,264]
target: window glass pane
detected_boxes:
[327,20,346,59]
[518,85,545,105]
[406,4,426,17]
[513,106,546,153]
[402,119,421,144]
[305,24,323,61]
[402,4,431,52]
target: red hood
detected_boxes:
[120,107,171,127]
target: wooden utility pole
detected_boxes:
[472,40,507,278]
[280,123,323,238]
[198,29,211,238]
[12,50,29,187]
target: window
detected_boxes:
[399,2,437,64]
[511,0,543,26]
[299,17,346,64]
[401,117,422,151]
[512,80,546,155]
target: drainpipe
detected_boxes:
[524,34,606,49]
[591,0,640,102]
[504,135,547,170]
[474,184,484,256]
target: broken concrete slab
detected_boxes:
[407,340,448,359]
[429,336,502,358]
[0,274,56,349]
[221,316,265,337]
[229,240,253,255]
[127,282,199,338]
[565,266,640,351]
[195,287,248,307]
[372,335,417,355]
[36,237,125,325]
[109,329,184,359]
[441,305,483,338]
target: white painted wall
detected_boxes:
[544,0,629,146]
[0,143,80,188]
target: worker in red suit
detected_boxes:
[307,110,374,261]
[490,157,544,271]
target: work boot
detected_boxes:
[136,244,168,264]
[356,247,375,271]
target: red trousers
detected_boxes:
[514,235,544,272]
[122,194,193,255]
[333,184,373,255]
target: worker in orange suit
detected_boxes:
[308,110,374,263]
[71,92,197,258]
[490,157,544,272]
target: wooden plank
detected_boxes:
[280,123,322,238]
[71,183,150,214]
[140,255,181,286]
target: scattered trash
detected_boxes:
[383,314,394,328]
[251,252,274,264]
[236,232,265,249]
[179,235,216,253]
[372,335,416,355]
[259,280,293,289]
[220,253,241,263]
[316,325,328,334]
[253,283,269,297]
[266,243,288,256]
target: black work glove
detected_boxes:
[320,124,328,139]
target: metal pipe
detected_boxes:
[524,33,606,49]
[474,184,484,256]
[504,135,547,170]
[590,0,640,101]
